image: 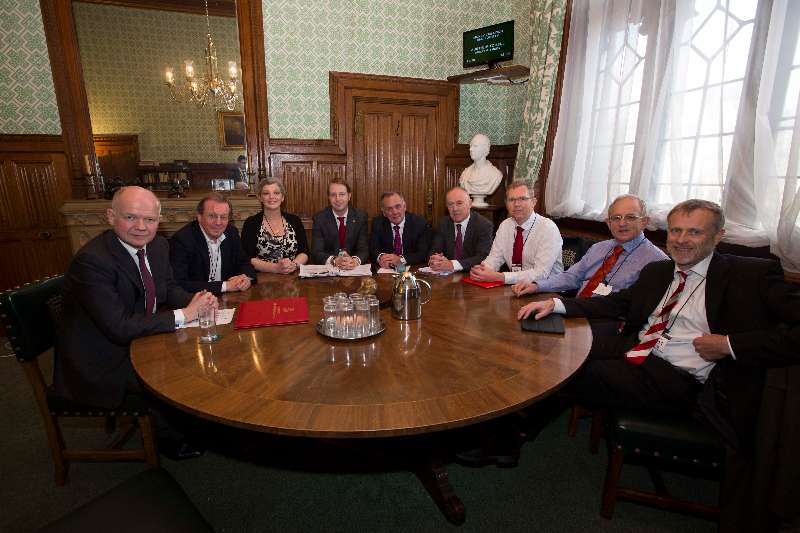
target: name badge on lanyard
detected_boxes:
[654,331,672,353]
[593,282,613,296]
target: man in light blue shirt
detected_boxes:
[512,194,667,298]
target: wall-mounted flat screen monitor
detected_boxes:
[463,20,514,69]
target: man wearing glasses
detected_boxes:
[470,180,563,284]
[512,194,667,298]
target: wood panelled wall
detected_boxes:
[0,135,74,289]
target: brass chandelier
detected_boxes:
[163,0,240,111]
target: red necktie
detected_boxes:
[136,248,156,315]
[454,223,463,260]
[577,245,624,298]
[625,271,688,365]
[393,225,403,255]
[511,226,524,265]
[337,216,346,249]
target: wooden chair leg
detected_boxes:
[567,404,581,437]
[21,361,70,485]
[589,410,604,454]
[139,415,159,467]
[43,412,69,486]
[601,446,625,519]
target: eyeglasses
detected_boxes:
[607,214,644,223]
[506,196,531,204]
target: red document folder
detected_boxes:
[234,297,309,329]
[462,276,504,289]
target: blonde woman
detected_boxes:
[241,177,309,274]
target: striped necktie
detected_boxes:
[577,245,624,298]
[625,271,688,365]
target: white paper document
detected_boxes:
[299,263,373,278]
[376,268,398,274]
[178,308,236,329]
[416,266,454,276]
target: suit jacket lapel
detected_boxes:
[105,231,144,293]
[444,218,455,257]
[345,209,356,249]
[640,261,676,321]
[705,252,729,332]
[192,222,211,278]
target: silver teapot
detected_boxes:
[391,270,432,320]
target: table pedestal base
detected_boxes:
[414,458,466,525]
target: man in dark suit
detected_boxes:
[170,193,256,295]
[310,178,369,268]
[228,155,249,190]
[519,199,800,446]
[429,186,493,272]
[55,186,216,459]
[370,191,432,268]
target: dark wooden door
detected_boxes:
[0,152,72,290]
[94,134,140,184]
[352,99,438,221]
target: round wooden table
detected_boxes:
[132,272,591,438]
[131,272,591,524]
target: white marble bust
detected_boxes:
[459,134,502,207]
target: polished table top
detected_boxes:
[131,272,591,438]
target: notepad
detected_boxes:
[234,298,309,329]
[520,314,565,334]
[462,276,504,288]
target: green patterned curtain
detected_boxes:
[513,0,568,184]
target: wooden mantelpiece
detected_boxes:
[60,197,311,254]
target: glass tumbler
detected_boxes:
[366,296,380,334]
[336,300,354,337]
[198,306,220,343]
[354,300,370,337]
[322,302,337,335]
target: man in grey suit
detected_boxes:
[310,178,369,268]
[429,186,494,272]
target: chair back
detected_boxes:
[0,275,65,362]
[562,236,596,269]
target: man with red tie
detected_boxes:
[310,178,369,268]
[512,194,667,298]
[470,180,563,284]
[428,187,494,272]
[55,186,216,459]
[518,199,800,421]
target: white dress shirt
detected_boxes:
[644,254,716,382]
[482,213,563,284]
[117,238,185,326]
[200,226,227,290]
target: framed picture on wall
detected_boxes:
[218,112,245,149]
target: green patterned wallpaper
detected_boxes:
[2,1,531,147]
[74,3,243,163]
[262,0,530,145]
[0,0,60,134]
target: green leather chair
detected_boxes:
[600,408,725,520]
[0,275,158,485]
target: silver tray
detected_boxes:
[315,318,386,340]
